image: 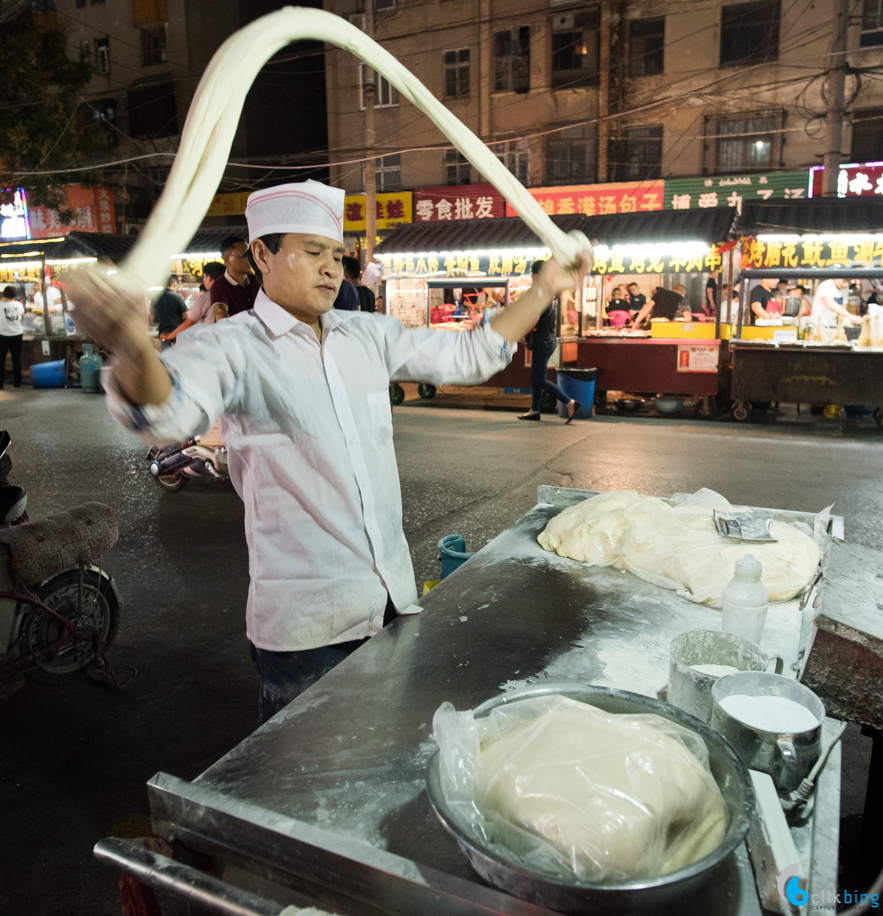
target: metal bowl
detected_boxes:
[615,398,644,412]
[425,683,754,915]
[653,396,685,416]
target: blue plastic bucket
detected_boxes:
[556,368,597,419]
[30,359,66,389]
[437,534,474,579]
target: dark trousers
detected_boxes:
[0,334,22,387]
[249,596,397,725]
[530,337,571,412]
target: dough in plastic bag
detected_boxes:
[538,490,820,607]
[433,695,727,883]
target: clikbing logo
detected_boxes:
[778,864,807,906]
[776,866,881,910]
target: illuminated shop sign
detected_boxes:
[664,172,808,213]
[414,183,505,221]
[379,248,548,280]
[741,234,883,270]
[344,192,413,231]
[507,181,664,218]
[808,162,883,198]
[0,189,30,240]
[592,242,726,275]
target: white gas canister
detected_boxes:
[721,554,770,646]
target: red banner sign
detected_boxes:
[809,163,883,198]
[506,181,665,218]
[413,183,505,222]
[30,184,116,238]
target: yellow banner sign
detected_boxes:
[344,192,413,232]
[206,192,251,218]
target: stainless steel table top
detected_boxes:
[148,488,841,916]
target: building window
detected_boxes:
[445,150,470,185]
[851,108,883,161]
[79,39,91,62]
[551,8,600,89]
[861,0,883,46]
[373,0,396,12]
[364,154,401,192]
[494,139,530,184]
[494,26,530,93]
[359,65,399,109]
[141,24,167,66]
[127,82,177,137]
[629,17,664,77]
[720,1,779,66]
[625,125,662,180]
[94,37,110,75]
[443,48,470,99]
[547,124,596,185]
[91,97,117,146]
[714,114,777,171]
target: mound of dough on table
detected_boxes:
[537,490,820,607]
[473,696,727,882]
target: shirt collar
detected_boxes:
[253,289,345,338]
[224,270,251,288]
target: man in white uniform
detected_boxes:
[71,181,590,723]
[811,277,859,329]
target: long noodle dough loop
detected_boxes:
[123,6,592,292]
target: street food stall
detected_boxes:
[94,485,863,916]
[571,208,739,417]
[0,229,237,384]
[374,214,590,398]
[730,200,883,425]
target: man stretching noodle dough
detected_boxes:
[71,181,590,724]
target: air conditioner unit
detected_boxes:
[348,13,367,30]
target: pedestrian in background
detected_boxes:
[153,275,187,350]
[343,256,376,312]
[161,262,226,343]
[519,260,581,423]
[0,285,24,388]
[333,268,359,311]
[212,236,258,318]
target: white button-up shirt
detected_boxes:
[106,290,513,651]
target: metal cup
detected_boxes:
[668,629,782,724]
[711,672,825,794]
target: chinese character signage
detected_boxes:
[343,192,413,232]
[507,182,664,218]
[413,184,504,222]
[206,192,251,218]
[593,244,724,276]
[379,250,540,280]
[677,344,719,373]
[740,236,883,270]
[0,189,30,240]
[809,163,883,198]
[664,172,808,214]
[29,184,116,238]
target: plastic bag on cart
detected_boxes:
[537,489,821,607]
[432,694,728,884]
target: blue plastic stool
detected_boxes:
[438,534,474,579]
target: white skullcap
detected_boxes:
[245,180,345,245]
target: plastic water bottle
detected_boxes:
[721,555,769,645]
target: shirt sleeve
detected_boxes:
[379,313,514,385]
[103,324,245,446]
[210,281,230,306]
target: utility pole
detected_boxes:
[364,10,377,264]
[822,0,849,196]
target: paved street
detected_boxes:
[0,386,879,915]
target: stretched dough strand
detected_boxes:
[123,6,591,292]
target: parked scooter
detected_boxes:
[147,436,229,492]
[0,431,122,685]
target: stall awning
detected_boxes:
[737,199,883,234]
[0,228,244,263]
[375,207,737,256]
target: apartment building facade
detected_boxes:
[323,0,883,195]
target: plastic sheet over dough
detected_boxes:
[96,7,590,295]
[537,490,820,607]
[434,695,727,883]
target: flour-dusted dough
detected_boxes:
[538,490,820,607]
[475,697,727,882]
